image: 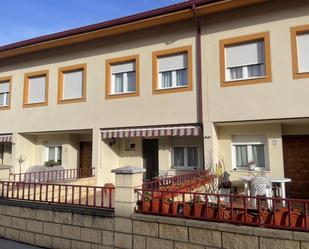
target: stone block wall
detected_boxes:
[131,214,309,249]
[1,202,309,249]
[0,202,115,249]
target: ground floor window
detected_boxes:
[172,146,198,169]
[232,135,267,170]
[46,146,62,164]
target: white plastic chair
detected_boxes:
[250,176,272,209]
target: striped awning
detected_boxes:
[0,134,12,142]
[101,125,201,139]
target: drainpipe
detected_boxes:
[192,4,205,170]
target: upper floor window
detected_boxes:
[23,70,48,107]
[0,77,11,110]
[153,46,192,94]
[58,64,86,104]
[291,25,309,79]
[220,32,271,87]
[105,56,139,99]
[232,135,268,171]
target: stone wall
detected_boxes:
[1,201,309,249]
[0,200,115,249]
[131,214,309,249]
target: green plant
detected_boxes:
[44,160,61,167]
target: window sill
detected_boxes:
[230,169,270,173]
[170,167,200,171]
[23,102,48,108]
[57,97,86,105]
[293,71,309,79]
[0,106,10,111]
[153,84,191,94]
[221,75,271,87]
[106,91,139,99]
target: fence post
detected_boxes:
[112,166,145,217]
[112,166,145,249]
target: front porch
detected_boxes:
[211,118,309,199]
[10,130,95,183]
[98,124,204,185]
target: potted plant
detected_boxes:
[162,198,172,214]
[193,195,205,217]
[172,201,180,215]
[183,199,194,216]
[205,203,218,219]
[142,192,151,212]
[152,197,161,213]
[248,161,256,171]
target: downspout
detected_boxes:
[192,4,205,170]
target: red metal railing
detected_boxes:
[135,188,309,232]
[11,167,95,183]
[142,170,210,189]
[0,181,114,209]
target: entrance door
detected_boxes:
[79,142,93,177]
[143,139,159,180]
[283,135,309,198]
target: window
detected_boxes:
[220,32,271,87]
[153,46,192,94]
[58,64,86,104]
[232,135,268,170]
[23,71,48,107]
[291,25,309,79]
[46,146,62,162]
[0,77,11,110]
[106,56,139,99]
[172,146,198,168]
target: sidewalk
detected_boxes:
[0,239,42,249]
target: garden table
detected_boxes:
[239,176,291,199]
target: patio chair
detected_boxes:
[250,176,273,209]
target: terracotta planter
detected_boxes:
[274,208,289,226]
[184,203,193,216]
[218,207,231,220]
[172,202,180,215]
[194,203,205,217]
[162,202,171,214]
[152,191,161,199]
[152,199,160,213]
[244,213,258,223]
[142,201,151,212]
[205,206,218,219]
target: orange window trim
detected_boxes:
[0,76,12,111]
[219,32,272,87]
[58,64,87,104]
[152,45,193,95]
[23,70,49,108]
[105,55,140,99]
[291,24,309,79]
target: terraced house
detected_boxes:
[0,0,308,199]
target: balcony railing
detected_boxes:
[142,170,210,189]
[10,167,95,183]
[135,188,309,232]
[0,181,114,209]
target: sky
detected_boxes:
[0,0,182,46]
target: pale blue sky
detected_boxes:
[0,0,182,46]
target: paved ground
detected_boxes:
[0,239,42,249]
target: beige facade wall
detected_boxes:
[0,20,198,135]
[217,123,284,182]
[202,0,309,123]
